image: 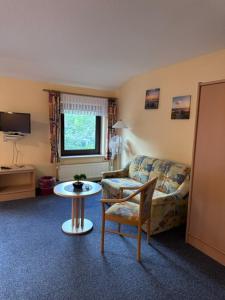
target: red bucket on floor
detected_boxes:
[39,176,56,196]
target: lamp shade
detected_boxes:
[112,120,128,129]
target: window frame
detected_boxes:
[60,114,101,157]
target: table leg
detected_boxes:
[75,198,80,228]
[81,198,85,228]
[72,198,75,227]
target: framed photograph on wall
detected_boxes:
[171,95,191,119]
[145,88,160,109]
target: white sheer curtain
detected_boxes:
[61,93,108,116]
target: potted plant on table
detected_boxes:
[73,173,87,190]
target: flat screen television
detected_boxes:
[0,112,31,134]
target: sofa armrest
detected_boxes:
[175,175,190,198]
[153,179,190,206]
[102,168,128,179]
[152,192,181,206]
[102,162,130,179]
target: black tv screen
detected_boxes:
[0,112,31,134]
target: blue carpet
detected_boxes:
[0,194,225,300]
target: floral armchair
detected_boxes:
[101,155,190,235]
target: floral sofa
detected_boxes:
[101,155,190,235]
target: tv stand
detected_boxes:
[3,132,25,142]
[0,165,35,201]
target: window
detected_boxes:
[60,93,108,157]
[61,113,101,156]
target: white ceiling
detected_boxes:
[0,0,225,89]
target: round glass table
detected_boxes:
[54,181,102,235]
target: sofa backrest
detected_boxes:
[129,156,157,184]
[129,155,190,194]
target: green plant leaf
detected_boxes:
[73,174,80,181]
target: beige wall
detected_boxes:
[118,49,225,166]
[0,77,115,179]
[1,48,225,179]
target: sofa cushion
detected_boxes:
[149,159,190,194]
[101,177,142,198]
[129,156,157,183]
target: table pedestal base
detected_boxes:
[62,218,93,235]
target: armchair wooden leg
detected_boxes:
[118,223,121,234]
[137,225,142,262]
[147,218,151,244]
[101,204,105,254]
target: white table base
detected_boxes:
[62,218,93,235]
[62,197,93,235]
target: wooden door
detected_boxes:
[187,81,225,266]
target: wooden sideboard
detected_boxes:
[0,165,35,201]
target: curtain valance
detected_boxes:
[61,93,108,116]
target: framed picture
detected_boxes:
[171,95,191,119]
[145,88,160,109]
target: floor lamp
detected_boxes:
[110,120,128,170]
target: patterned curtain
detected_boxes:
[106,98,118,160]
[48,92,61,163]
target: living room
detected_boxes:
[0,1,225,299]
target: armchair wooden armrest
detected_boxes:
[101,197,129,204]
[119,186,141,198]
[120,186,141,191]
[102,185,145,207]
[120,186,141,190]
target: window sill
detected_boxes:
[60,154,105,160]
